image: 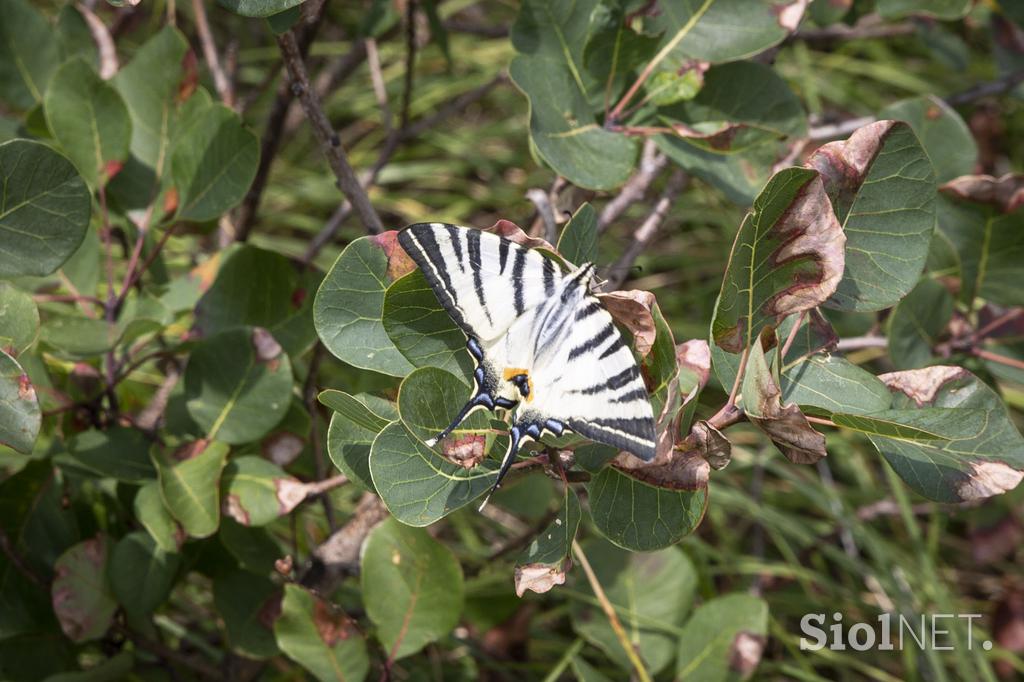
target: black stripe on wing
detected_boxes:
[571,364,641,396]
[397,224,472,334]
[567,323,615,361]
[567,416,656,461]
[465,228,494,326]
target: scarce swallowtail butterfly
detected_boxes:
[398,222,657,508]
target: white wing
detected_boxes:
[522,290,657,461]
[397,222,561,342]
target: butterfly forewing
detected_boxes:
[398,223,558,342]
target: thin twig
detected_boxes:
[571,540,652,682]
[365,38,393,137]
[607,0,713,123]
[836,335,888,351]
[234,19,350,242]
[277,30,384,235]
[526,188,558,244]
[598,140,667,232]
[113,224,179,313]
[727,348,750,409]
[191,0,233,107]
[300,76,506,265]
[76,3,118,78]
[974,347,1024,371]
[605,169,687,289]
[779,310,807,360]
[976,308,1024,339]
[810,69,1024,141]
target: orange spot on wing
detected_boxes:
[503,367,534,402]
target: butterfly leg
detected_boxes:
[477,419,547,510]
[426,338,518,447]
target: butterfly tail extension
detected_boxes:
[478,423,532,511]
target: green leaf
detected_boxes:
[0,461,78,639]
[0,350,39,454]
[887,277,953,369]
[170,104,259,221]
[323,389,396,492]
[362,518,464,659]
[51,536,117,643]
[711,167,844,353]
[514,486,581,596]
[0,139,91,278]
[42,650,134,682]
[645,0,799,64]
[676,594,769,681]
[39,316,122,358]
[877,0,970,19]
[583,2,659,108]
[857,366,1024,502]
[880,95,977,183]
[274,583,371,682]
[509,55,636,190]
[218,518,281,574]
[44,58,131,187]
[397,367,492,445]
[108,531,180,619]
[112,26,192,194]
[0,283,38,355]
[370,421,498,527]
[587,466,708,551]
[658,61,807,154]
[781,355,892,417]
[185,328,293,444]
[557,203,598,265]
[154,441,230,538]
[831,408,968,440]
[66,428,156,482]
[0,0,59,110]
[937,188,1024,308]
[195,244,298,336]
[809,0,851,24]
[570,540,697,674]
[315,235,416,377]
[133,481,182,553]
[56,6,97,66]
[808,121,937,311]
[222,456,303,527]
[382,270,473,377]
[214,570,281,659]
[218,0,307,17]
[656,135,775,205]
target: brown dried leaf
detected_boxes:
[940,173,1024,214]
[514,563,567,597]
[957,461,1024,501]
[669,122,747,151]
[262,432,305,466]
[481,219,557,252]
[692,420,732,470]
[878,365,967,406]
[729,630,767,676]
[312,595,356,645]
[599,289,657,356]
[442,433,487,469]
[677,339,712,390]
[612,447,710,491]
[251,327,283,363]
[275,478,311,515]
[223,494,249,525]
[372,230,417,281]
[807,119,898,218]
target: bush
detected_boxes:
[2,0,1024,680]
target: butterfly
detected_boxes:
[397,222,656,506]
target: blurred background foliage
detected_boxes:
[2,0,1024,680]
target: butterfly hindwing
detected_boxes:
[524,291,657,461]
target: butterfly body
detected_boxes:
[398,223,656,505]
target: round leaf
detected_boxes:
[880,95,977,183]
[195,245,299,337]
[154,441,230,538]
[214,570,281,659]
[587,466,708,551]
[44,58,131,187]
[108,531,180,619]
[274,583,371,682]
[51,536,117,643]
[324,389,396,492]
[185,328,293,444]
[0,283,38,355]
[0,139,91,278]
[361,519,464,659]
[222,455,302,527]
[0,350,40,454]
[676,594,769,681]
[0,0,60,110]
[383,270,473,376]
[170,104,259,222]
[67,427,157,482]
